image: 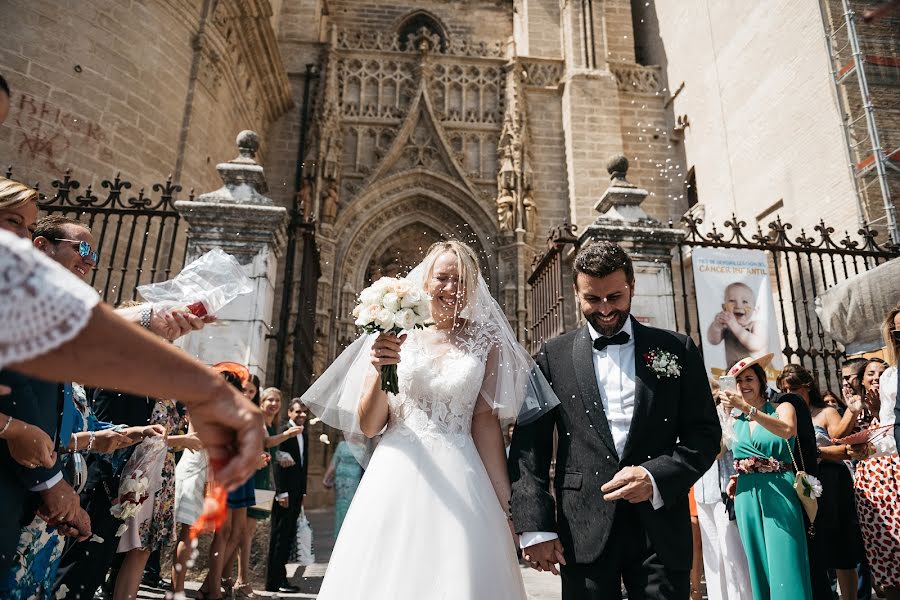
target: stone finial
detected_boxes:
[607,154,629,183]
[236,130,260,162]
[194,129,272,204]
[593,153,651,222]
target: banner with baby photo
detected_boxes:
[691,247,783,378]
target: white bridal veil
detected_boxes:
[300,250,560,465]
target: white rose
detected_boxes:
[394,308,417,330]
[355,304,380,327]
[352,304,362,318]
[382,292,401,312]
[400,288,423,308]
[393,280,412,295]
[375,308,396,331]
[359,285,385,306]
[415,300,433,319]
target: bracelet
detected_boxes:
[0,415,13,437]
[86,431,96,453]
[139,305,153,329]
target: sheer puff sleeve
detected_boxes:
[0,229,100,371]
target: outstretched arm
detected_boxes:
[357,332,405,437]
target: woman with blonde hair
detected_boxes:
[0,176,39,239]
[302,240,559,599]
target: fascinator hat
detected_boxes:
[727,353,774,378]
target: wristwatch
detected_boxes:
[747,406,758,419]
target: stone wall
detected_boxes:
[1,0,291,195]
[652,0,861,232]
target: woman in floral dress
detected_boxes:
[112,398,202,600]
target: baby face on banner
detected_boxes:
[722,282,756,327]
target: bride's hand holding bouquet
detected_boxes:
[353,277,432,394]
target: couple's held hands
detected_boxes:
[370,332,407,369]
[601,466,654,503]
[523,539,566,575]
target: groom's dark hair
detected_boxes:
[573,241,634,283]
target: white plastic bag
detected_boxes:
[289,508,316,566]
[136,248,252,317]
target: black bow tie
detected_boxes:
[593,331,630,352]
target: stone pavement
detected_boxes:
[135,508,671,600]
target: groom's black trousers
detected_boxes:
[560,502,690,600]
[266,493,302,589]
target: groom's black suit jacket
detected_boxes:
[508,318,721,570]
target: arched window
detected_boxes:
[397,11,448,51]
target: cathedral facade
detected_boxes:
[262,0,690,384]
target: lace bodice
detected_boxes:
[387,329,487,443]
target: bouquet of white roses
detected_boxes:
[352,276,432,394]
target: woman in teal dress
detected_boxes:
[719,354,812,600]
[322,436,364,537]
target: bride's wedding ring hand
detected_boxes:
[522,539,566,575]
[370,333,407,369]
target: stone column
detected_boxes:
[174,131,289,382]
[578,155,685,330]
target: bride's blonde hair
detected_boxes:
[422,240,480,314]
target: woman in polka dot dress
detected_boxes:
[852,314,900,600]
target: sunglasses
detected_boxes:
[53,238,100,263]
[892,329,900,342]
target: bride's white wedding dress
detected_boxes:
[316,328,528,599]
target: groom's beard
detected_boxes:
[585,306,630,337]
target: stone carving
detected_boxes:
[336,28,504,59]
[497,185,515,232]
[521,60,564,88]
[609,63,662,94]
[523,192,537,234]
[321,180,340,224]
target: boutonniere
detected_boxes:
[643,348,681,378]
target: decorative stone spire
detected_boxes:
[196,130,272,205]
[592,154,653,224]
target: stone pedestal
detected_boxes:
[579,155,685,330]
[174,131,289,381]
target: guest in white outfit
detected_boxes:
[693,408,752,600]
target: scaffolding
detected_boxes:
[820,0,900,244]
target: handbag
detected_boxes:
[785,438,819,525]
[289,508,316,566]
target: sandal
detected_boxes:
[233,583,258,599]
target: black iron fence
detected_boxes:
[528,213,900,391]
[675,213,899,391]
[6,167,188,306]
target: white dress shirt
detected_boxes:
[520,319,663,550]
[875,366,897,457]
[276,420,305,501]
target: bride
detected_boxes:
[302,240,558,599]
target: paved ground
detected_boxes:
[135,508,698,600]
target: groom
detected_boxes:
[509,242,721,599]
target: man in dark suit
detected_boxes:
[0,370,89,574]
[509,242,721,600]
[266,399,309,593]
